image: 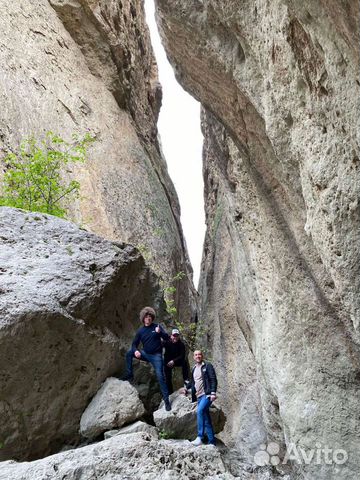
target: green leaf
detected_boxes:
[0,131,95,218]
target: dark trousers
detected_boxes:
[125,348,169,403]
[164,358,190,394]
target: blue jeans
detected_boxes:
[197,395,215,444]
[125,349,169,402]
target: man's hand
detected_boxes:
[134,350,141,359]
[167,360,174,368]
[210,394,217,402]
[155,325,160,333]
[182,387,188,396]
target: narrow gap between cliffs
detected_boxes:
[144,0,205,288]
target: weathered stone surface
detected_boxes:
[155,1,360,478]
[153,391,226,439]
[0,432,235,480]
[133,360,162,413]
[132,359,187,413]
[0,0,197,327]
[0,207,161,460]
[104,420,158,439]
[80,378,145,439]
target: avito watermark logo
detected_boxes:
[254,442,348,466]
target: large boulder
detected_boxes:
[153,391,226,439]
[80,378,145,439]
[0,207,162,460]
[0,432,238,480]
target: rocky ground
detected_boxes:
[0,379,285,480]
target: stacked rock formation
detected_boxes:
[0,385,256,480]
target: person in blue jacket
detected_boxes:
[122,306,172,411]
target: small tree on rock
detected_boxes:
[0,131,94,218]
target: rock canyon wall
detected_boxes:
[156,1,360,478]
[1,0,359,478]
[0,0,196,321]
[0,0,196,461]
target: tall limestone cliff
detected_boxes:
[0,0,196,321]
[155,1,360,478]
[0,0,198,462]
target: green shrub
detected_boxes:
[162,270,209,354]
[0,131,94,218]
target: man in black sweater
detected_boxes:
[122,306,171,410]
[163,328,190,394]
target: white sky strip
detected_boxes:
[144,0,205,287]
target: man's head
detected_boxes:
[139,307,156,326]
[193,350,203,364]
[171,328,180,342]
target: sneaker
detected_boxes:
[191,437,203,446]
[165,401,172,411]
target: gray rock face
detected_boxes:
[133,360,162,413]
[155,1,360,479]
[104,420,158,439]
[0,207,161,460]
[0,432,233,480]
[153,392,226,440]
[0,0,196,327]
[80,378,145,439]
[132,359,188,413]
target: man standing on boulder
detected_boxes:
[185,350,217,446]
[122,306,172,411]
[163,328,190,394]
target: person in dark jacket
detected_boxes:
[185,350,217,446]
[122,306,172,410]
[163,328,190,394]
